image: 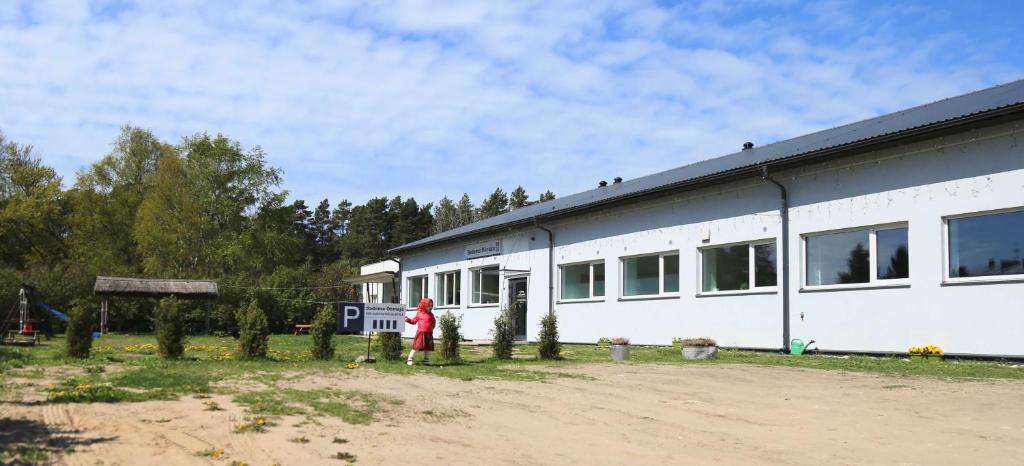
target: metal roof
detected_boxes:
[94,276,219,298]
[392,79,1024,254]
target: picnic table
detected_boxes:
[293,324,313,336]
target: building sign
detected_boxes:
[465,240,502,259]
[337,302,407,333]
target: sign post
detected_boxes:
[337,302,406,363]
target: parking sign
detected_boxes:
[336,302,406,333]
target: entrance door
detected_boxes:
[508,278,528,341]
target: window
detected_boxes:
[622,252,680,297]
[701,241,777,293]
[560,261,605,301]
[804,225,909,288]
[407,276,427,307]
[947,209,1024,280]
[471,266,499,305]
[436,271,461,307]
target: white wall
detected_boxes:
[399,121,1024,356]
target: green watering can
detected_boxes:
[790,339,815,355]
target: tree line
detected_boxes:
[0,126,554,333]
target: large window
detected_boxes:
[622,252,679,297]
[436,271,461,307]
[471,266,500,305]
[947,209,1024,280]
[560,261,605,301]
[407,275,427,307]
[701,241,777,293]
[804,225,909,288]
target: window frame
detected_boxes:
[942,206,1024,285]
[469,265,501,307]
[800,222,911,292]
[406,275,428,309]
[434,270,462,308]
[697,238,778,297]
[619,250,681,300]
[557,260,606,303]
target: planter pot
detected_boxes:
[609,344,630,362]
[910,354,943,362]
[682,346,718,360]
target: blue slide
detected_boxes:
[35,302,69,322]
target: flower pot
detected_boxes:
[682,345,718,360]
[609,344,630,361]
[910,354,942,362]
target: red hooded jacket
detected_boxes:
[406,298,436,333]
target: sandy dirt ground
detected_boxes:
[3,364,1023,465]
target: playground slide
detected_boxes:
[35,302,69,322]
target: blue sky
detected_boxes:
[1,0,1021,206]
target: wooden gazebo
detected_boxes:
[93,276,219,334]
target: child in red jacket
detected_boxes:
[406,298,436,366]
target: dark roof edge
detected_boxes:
[391,102,1024,255]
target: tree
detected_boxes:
[0,131,67,269]
[237,300,270,358]
[155,296,187,358]
[456,193,475,227]
[310,304,336,360]
[509,186,529,209]
[388,196,433,250]
[134,155,203,277]
[837,243,871,284]
[538,312,561,359]
[66,300,95,358]
[331,199,352,236]
[538,190,556,202]
[438,310,462,361]
[491,307,515,360]
[477,188,509,220]
[432,196,459,234]
[338,197,391,265]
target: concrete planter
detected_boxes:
[682,345,718,360]
[610,344,630,362]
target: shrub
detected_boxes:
[310,304,336,360]
[609,337,630,346]
[438,311,462,361]
[537,312,561,359]
[378,332,403,361]
[155,296,187,358]
[66,300,95,359]
[237,300,270,358]
[491,307,515,360]
[681,337,717,347]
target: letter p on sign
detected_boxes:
[343,305,361,327]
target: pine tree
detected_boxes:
[509,186,529,209]
[433,196,460,233]
[538,190,556,202]
[456,193,475,227]
[477,188,509,220]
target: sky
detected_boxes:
[1,0,1022,206]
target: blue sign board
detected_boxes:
[337,302,407,333]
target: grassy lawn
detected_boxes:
[2,334,1022,405]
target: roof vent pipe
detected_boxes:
[598,180,608,187]
[613,177,622,183]
[742,142,754,150]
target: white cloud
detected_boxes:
[0,0,1018,206]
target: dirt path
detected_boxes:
[4,364,1023,465]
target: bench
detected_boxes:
[293,324,313,336]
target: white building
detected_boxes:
[347,260,399,304]
[390,81,1024,357]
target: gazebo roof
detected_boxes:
[93,276,219,298]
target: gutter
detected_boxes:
[534,218,555,316]
[761,166,790,353]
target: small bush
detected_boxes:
[438,311,462,361]
[310,304,336,360]
[609,337,630,346]
[65,300,95,359]
[681,337,717,347]
[237,300,270,358]
[155,296,187,358]
[491,307,515,360]
[537,312,561,359]
[378,332,403,361]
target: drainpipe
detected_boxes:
[534,218,555,316]
[761,166,791,353]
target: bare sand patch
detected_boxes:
[3,364,1023,465]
